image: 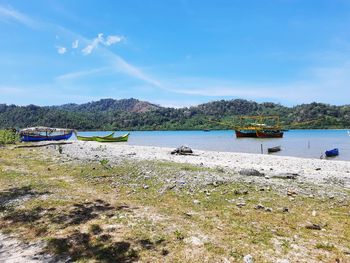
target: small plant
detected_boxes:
[174,230,185,240]
[315,242,335,251]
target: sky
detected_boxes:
[1,0,350,107]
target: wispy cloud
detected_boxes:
[55,67,108,81]
[56,46,67,54]
[0,5,39,29]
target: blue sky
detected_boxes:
[1,0,350,107]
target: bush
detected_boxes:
[0,129,20,145]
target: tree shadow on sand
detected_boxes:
[47,231,139,263]
[0,186,49,212]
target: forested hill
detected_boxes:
[0,98,350,130]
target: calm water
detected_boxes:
[74,130,350,161]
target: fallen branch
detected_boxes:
[14,141,73,148]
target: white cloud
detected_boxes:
[82,33,103,55]
[56,46,67,54]
[72,39,79,49]
[105,35,123,46]
[82,33,124,55]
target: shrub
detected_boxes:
[0,129,19,145]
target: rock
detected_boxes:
[243,254,254,263]
[239,169,264,177]
[282,207,289,213]
[237,202,246,208]
[276,260,290,263]
[312,210,317,217]
[287,190,297,196]
[272,173,299,179]
[315,167,321,171]
[305,223,322,230]
[143,185,149,189]
[171,146,193,155]
[193,200,200,205]
[265,207,273,212]
[255,204,265,210]
[184,236,204,246]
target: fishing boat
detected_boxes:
[95,133,130,143]
[20,127,74,142]
[76,132,115,141]
[235,116,284,138]
[267,146,281,153]
[325,148,339,157]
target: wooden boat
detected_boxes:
[95,133,130,143]
[20,127,74,142]
[325,148,339,157]
[234,116,284,139]
[267,146,281,153]
[76,132,115,141]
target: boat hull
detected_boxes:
[325,148,339,157]
[268,146,281,153]
[235,130,258,138]
[256,130,283,138]
[95,133,129,142]
[21,131,73,142]
[76,132,115,141]
[235,130,284,138]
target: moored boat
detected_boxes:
[95,133,130,143]
[267,146,281,153]
[234,116,284,139]
[325,148,339,157]
[76,132,115,141]
[20,127,74,142]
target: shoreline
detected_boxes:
[58,141,350,188]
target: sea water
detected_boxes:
[75,130,350,161]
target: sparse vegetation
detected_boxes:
[0,146,349,262]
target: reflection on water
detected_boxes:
[75,130,350,161]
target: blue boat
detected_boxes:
[19,127,74,142]
[325,148,339,157]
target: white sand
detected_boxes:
[62,141,350,188]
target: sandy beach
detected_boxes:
[60,141,350,188]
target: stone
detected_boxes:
[265,207,273,212]
[143,185,149,189]
[255,204,265,210]
[243,254,254,263]
[315,168,321,171]
[282,207,289,213]
[237,202,246,208]
[305,223,322,230]
[193,200,200,205]
[239,169,264,177]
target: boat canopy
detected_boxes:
[20,127,74,134]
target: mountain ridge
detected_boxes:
[0,98,349,130]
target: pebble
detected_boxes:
[143,185,149,189]
[282,207,289,213]
[193,200,200,205]
[237,202,246,208]
[312,210,317,217]
[265,207,273,212]
[255,204,265,210]
[243,254,254,263]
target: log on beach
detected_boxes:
[14,141,73,148]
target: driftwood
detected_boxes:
[14,142,73,148]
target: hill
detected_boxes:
[0,98,350,130]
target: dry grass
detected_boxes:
[0,146,349,262]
